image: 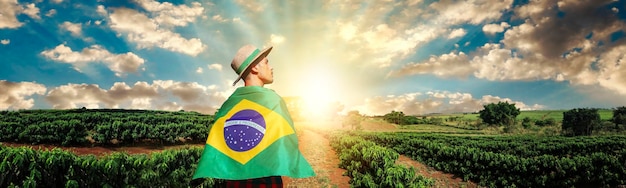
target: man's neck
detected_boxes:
[244,78,264,87]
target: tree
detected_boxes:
[562,108,600,136]
[383,111,405,125]
[478,101,520,126]
[343,110,363,130]
[612,106,626,129]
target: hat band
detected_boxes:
[236,49,260,74]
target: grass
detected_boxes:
[431,109,614,121]
[399,124,484,134]
[518,109,613,121]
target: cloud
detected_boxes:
[46,83,114,109]
[22,3,40,20]
[506,0,624,59]
[106,3,206,56]
[0,80,47,110]
[133,0,204,27]
[96,5,107,16]
[388,51,473,78]
[390,43,567,81]
[212,14,228,23]
[482,22,510,35]
[448,28,467,39]
[208,63,223,71]
[234,0,264,12]
[469,44,561,81]
[338,22,357,41]
[335,21,444,67]
[1,39,9,45]
[328,0,511,70]
[355,91,543,116]
[0,0,23,28]
[40,44,145,77]
[45,80,227,114]
[324,0,503,68]
[196,67,203,73]
[45,9,57,17]
[60,21,82,36]
[268,34,285,46]
[597,44,626,95]
[429,0,514,25]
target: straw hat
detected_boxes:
[230,44,273,86]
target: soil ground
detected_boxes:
[1,118,478,188]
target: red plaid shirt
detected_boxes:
[224,176,283,188]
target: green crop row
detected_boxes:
[0,144,217,187]
[361,133,626,187]
[330,134,434,188]
[0,109,212,146]
[372,132,626,158]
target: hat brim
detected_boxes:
[232,46,273,86]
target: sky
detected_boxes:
[1,0,626,116]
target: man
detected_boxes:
[192,44,315,188]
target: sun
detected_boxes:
[297,68,340,119]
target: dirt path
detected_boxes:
[396,155,480,188]
[283,128,351,188]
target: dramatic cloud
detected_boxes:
[389,0,626,96]
[506,0,624,59]
[40,44,145,77]
[0,80,47,110]
[321,0,514,69]
[356,91,543,116]
[45,80,226,114]
[107,2,206,56]
[2,0,625,114]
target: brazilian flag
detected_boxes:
[192,86,315,180]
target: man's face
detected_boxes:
[257,57,273,84]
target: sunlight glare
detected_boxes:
[298,66,340,119]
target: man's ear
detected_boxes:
[249,63,260,74]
